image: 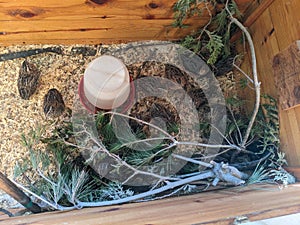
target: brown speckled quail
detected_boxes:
[17,60,40,100]
[43,88,65,118]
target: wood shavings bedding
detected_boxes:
[0,43,237,180]
[0,44,106,177]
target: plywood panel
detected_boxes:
[1,184,300,225]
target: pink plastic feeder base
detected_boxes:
[78,76,135,114]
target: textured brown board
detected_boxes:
[1,184,300,225]
[273,41,300,110]
[0,0,254,45]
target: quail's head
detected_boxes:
[17,60,40,100]
[43,88,65,118]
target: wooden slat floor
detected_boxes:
[1,183,300,225]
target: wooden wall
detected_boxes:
[0,0,253,45]
[241,0,300,166]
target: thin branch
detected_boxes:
[103,112,176,142]
[225,1,261,148]
[10,179,63,210]
[197,1,213,41]
[136,185,186,202]
[194,148,233,160]
[36,168,57,187]
[210,123,232,145]
[176,141,241,151]
[117,137,172,149]
[172,153,213,168]
[76,171,215,208]
[233,55,254,84]
[75,123,180,182]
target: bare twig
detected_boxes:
[172,154,213,168]
[225,1,261,148]
[10,179,61,210]
[103,111,176,142]
[76,171,215,207]
[233,55,254,84]
[176,141,241,151]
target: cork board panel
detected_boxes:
[273,41,300,110]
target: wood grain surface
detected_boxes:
[273,41,300,110]
[240,0,300,166]
[0,0,254,45]
[1,184,300,224]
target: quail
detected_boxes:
[17,60,40,100]
[43,88,65,118]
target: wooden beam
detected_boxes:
[243,0,275,27]
[0,0,256,45]
[1,184,300,224]
[0,0,206,45]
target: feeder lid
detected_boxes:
[83,55,130,110]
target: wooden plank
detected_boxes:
[0,0,179,20]
[0,18,207,45]
[279,109,299,166]
[0,0,256,45]
[231,0,276,43]
[0,0,253,22]
[268,0,300,167]
[248,8,279,97]
[286,109,300,162]
[0,0,208,45]
[1,184,300,224]
[286,167,300,180]
[243,0,275,27]
[269,0,300,51]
